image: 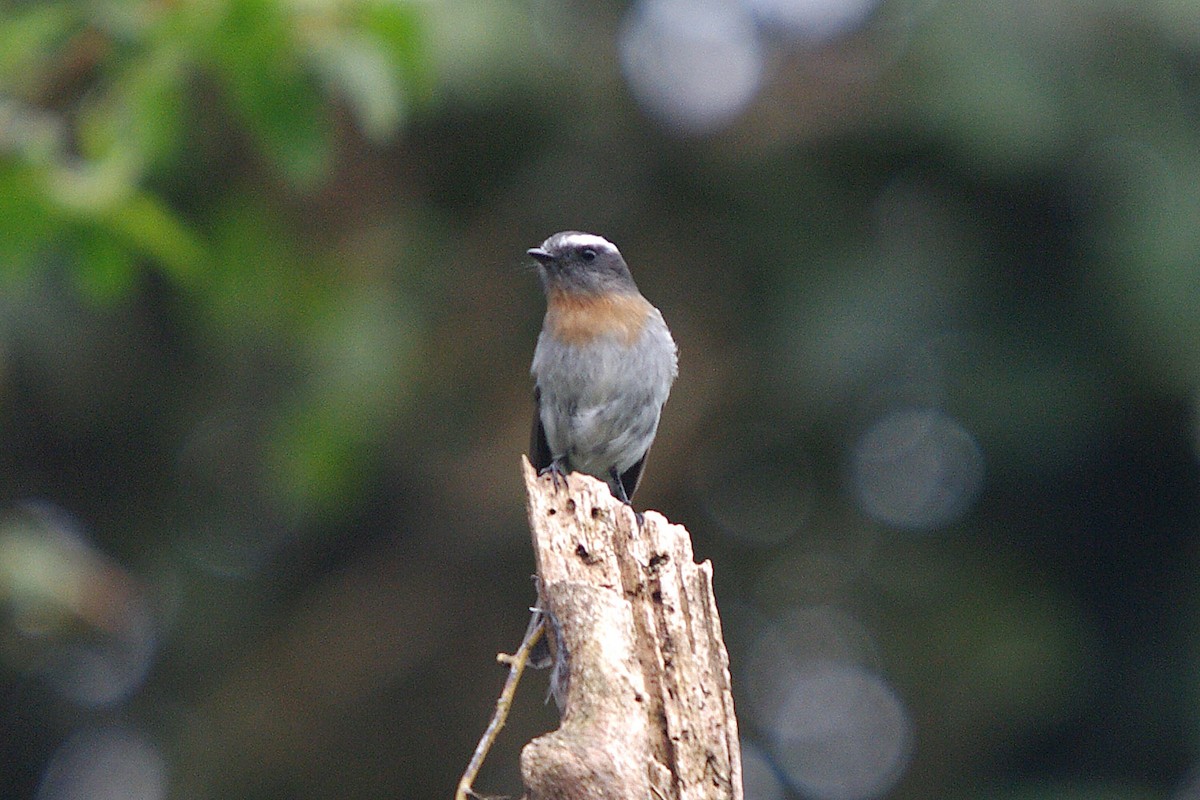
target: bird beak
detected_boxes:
[527,247,554,265]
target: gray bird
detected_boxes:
[528,231,678,504]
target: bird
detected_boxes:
[528,231,678,505]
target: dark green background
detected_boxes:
[1,1,1197,799]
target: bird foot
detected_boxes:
[538,459,569,492]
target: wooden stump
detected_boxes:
[521,457,743,800]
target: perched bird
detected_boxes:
[528,231,678,505]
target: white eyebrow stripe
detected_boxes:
[552,232,619,254]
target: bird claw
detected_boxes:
[538,459,569,492]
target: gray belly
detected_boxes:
[533,321,677,478]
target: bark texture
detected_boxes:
[521,457,743,800]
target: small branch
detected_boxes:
[456,610,545,800]
[520,457,743,800]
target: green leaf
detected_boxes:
[0,4,76,95]
[357,1,432,99]
[78,44,188,172]
[207,0,331,186]
[73,228,136,301]
[104,190,206,284]
[0,162,56,276]
[311,33,407,142]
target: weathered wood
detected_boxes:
[521,457,743,800]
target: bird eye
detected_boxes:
[580,248,597,261]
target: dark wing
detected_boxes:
[617,451,649,503]
[530,387,553,470]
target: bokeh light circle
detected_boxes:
[850,407,984,530]
[768,663,912,800]
[618,0,764,135]
[36,727,167,800]
[745,0,880,41]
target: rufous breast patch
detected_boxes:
[544,289,654,347]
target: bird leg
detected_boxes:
[608,467,645,526]
[608,466,632,504]
[539,457,570,492]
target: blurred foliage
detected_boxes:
[1,0,430,520]
[1,1,1200,800]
